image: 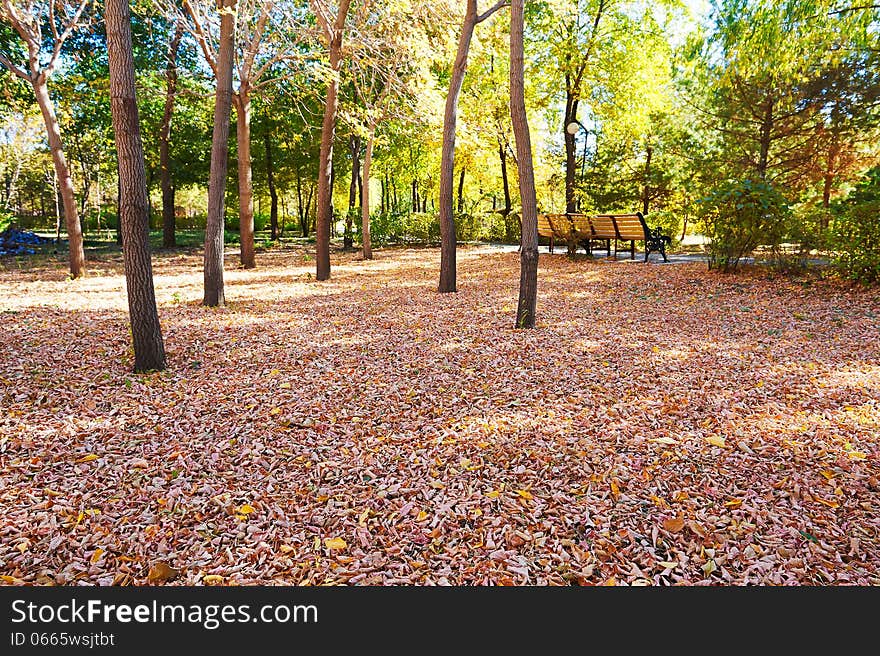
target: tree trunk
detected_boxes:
[499,141,511,216]
[457,166,466,214]
[510,0,538,329]
[642,144,653,215]
[204,0,236,307]
[316,46,342,280]
[361,130,375,260]
[758,99,773,181]
[345,134,361,251]
[106,0,166,372]
[412,178,418,211]
[52,171,61,244]
[32,78,85,278]
[564,90,578,214]
[438,0,479,293]
[160,20,183,249]
[265,132,278,239]
[234,88,255,268]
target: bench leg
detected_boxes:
[630,240,635,260]
[549,236,554,253]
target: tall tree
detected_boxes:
[438,0,508,293]
[166,0,299,268]
[159,18,184,248]
[0,0,88,277]
[311,0,353,281]
[510,0,536,328]
[203,0,236,306]
[106,0,166,372]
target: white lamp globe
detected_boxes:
[566,122,580,135]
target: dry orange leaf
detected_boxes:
[147,561,179,583]
[90,548,104,564]
[705,435,727,448]
[662,516,685,533]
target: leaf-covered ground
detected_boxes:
[1,246,879,585]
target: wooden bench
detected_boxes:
[571,212,670,262]
[537,213,574,253]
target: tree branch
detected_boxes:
[0,51,30,81]
[476,0,509,23]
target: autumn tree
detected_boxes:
[106,0,166,372]
[438,0,508,293]
[0,0,88,277]
[510,0,536,328]
[162,0,302,268]
[159,18,184,248]
[203,0,236,306]
[311,0,353,281]
[344,0,435,260]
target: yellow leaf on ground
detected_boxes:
[816,497,840,509]
[237,504,256,515]
[269,407,281,416]
[415,511,429,522]
[203,575,224,585]
[75,454,99,463]
[324,537,347,550]
[658,561,678,569]
[90,548,104,564]
[705,435,727,448]
[848,451,866,461]
[279,382,292,389]
[650,437,678,445]
[486,490,500,498]
[723,499,743,508]
[515,489,533,500]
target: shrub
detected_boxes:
[830,200,880,284]
[642,208,681,249]
[0,209,14,233]
[697,179,792,273]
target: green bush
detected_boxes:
[0,209,14,233]
[697,179,792,273]
[831,200,880,284]
[642,209,681,249]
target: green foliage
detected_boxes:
[642,209,681,249]
[697,179,792,272]
[0,208,14,233]
[368,211,439,245]
[831,200,880,284]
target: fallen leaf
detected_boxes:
[324,537,347,550]
[705,435,727,448]
[147,561,179,583]
[662,516,685,533]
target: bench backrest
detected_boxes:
[590,214,618,239]
[545,214,572,238]
[567,213,592,239]
[605,213,646,241]
[537,214,555,238]
[538,212,652,242]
